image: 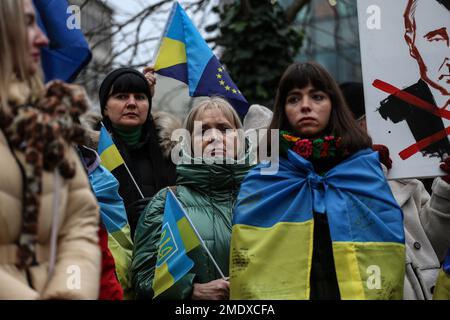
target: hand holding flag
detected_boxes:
[152,189,226,298]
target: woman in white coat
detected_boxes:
[341,82,450,300]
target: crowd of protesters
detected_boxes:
[0,0,448,300]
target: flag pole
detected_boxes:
[168,189,226,279]
[151,1,178,65]
[100,121,145,199]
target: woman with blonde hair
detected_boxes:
[0,0,101,299]
[131,97,253,300]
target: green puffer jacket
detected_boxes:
[131,158,254,299]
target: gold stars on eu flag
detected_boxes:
[217,65,241,96]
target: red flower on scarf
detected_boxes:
[293,139,313,158]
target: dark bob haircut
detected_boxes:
[269,61,372,155]
[108,72,151,99]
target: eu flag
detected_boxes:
[154,2,249,117]
[152,190,200,298]
[33,0,92,83]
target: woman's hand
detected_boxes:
[191,278,230,300]
[143,66,156,98]
[440,156,450,184]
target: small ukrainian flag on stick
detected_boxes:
[97,123,145,199]
[152,189,225,298]
[98,126,125,172]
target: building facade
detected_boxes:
[280,0,362,84]
[70,0,114,110]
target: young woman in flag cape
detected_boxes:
[0,0,101,299]
[230,62,406,300]
[131,97,254,300]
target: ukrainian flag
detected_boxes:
[89,164,134,299]
[152,190,200,298]
[33,0,92,83]
[433,249,450,300]
[154,2,249,116]
[98,126,125,172]
[230,149,406,300]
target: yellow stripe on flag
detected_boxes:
[154,37,187,71]
[333,242,405,300]
[433,269,450,300]
[153,262,175,298]
[332,242,366,299]
[230,220,313,300]
[100,144,124,171]
[177,217,200,253]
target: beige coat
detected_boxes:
[0,130,101,300]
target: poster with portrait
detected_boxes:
[357,0,450,179]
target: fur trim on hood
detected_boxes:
[80,111,182,159]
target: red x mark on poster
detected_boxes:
[373,79,450,160]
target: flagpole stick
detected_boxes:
[168,189,226,279]
[151,1,177,65]
[100,121,145,199]
[123,164,145,199]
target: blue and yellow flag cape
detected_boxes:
[98,126,125,172]
[154,2,249,116]
[33,0,92,83]
[89,164,134,299]
[230,149,405,300]
[433,249,450,300]
[152,190,200,298]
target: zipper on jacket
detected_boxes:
[7,141,37,289]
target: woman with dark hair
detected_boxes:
[230,62,406,300]
[98,68,177,237]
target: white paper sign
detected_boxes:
[357,0,450,179]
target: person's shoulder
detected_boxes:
[152,111,182,159]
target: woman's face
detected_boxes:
[284,84,332,138]
[192,108,239,160]
[23,0,49,75]
[104,92,149,130]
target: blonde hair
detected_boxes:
[0,0,44,110]
[183,97,243,134]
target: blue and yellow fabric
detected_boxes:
[230,149,405,300]
[89,164,134,299]
[154,2,249,117]
[433,249,450,300]
[152,190,200,298]
[98,126,125,172]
